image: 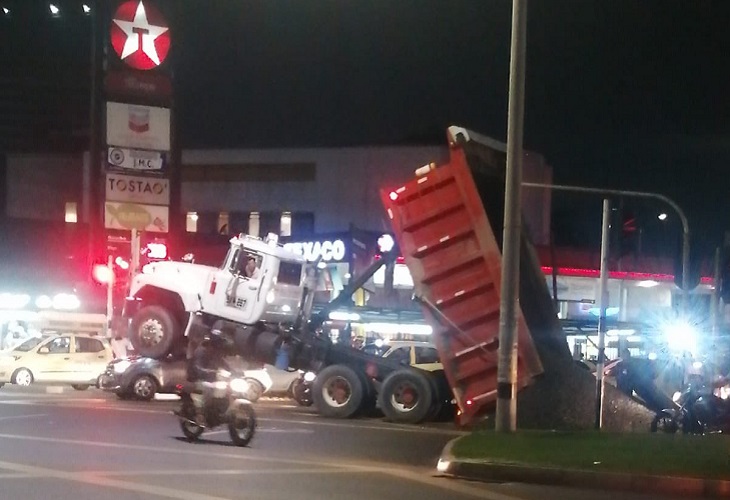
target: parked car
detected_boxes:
[265,364,301,395]
[100,356,273,402]
[380,341,443,372]
[0,333,113,389]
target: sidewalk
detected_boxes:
[437,437,730,498]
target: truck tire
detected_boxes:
[130,305,179,359]
[378,369,434,424]
[313,365,364,419]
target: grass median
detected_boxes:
[451,430,730,480]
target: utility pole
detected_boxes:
[496,0,528,433]
[87,0,102,268]
[595,199,610,429]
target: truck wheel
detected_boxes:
[378,369,434,424]
[313,365,364,418]
[130,305,178,359]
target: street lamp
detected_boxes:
[658,213,668,221]
[49,4,60,17]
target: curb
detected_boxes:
[437,437,730,498]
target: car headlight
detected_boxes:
[303,371,316,382]
[113,360,132,374]
[230,378,249,394]
[214,381,228,390]
[52,293,80,310]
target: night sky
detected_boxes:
[2,0,729,265]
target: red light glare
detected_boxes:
[92,264,114,284]
[466,399,473,406]
[115,256,130,270]
[389,191,398,201]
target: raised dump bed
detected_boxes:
[380,127,544,425]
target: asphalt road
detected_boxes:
[0,385,706,500]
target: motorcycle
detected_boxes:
[290,370,315,407]
[175,369,257,446]
[651,377,730,434]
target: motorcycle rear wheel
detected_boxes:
[228,403,256,447]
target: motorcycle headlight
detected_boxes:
[230,378,249,394]
[113,360,132,374]
[672,391,682,402]
[303,371,316,382]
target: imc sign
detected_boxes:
[106,102,170,151]
[108,147,166,174]
[105,202,168,233]
[106,173,169,205]
[110,1,170,71]
[284,239,348,263]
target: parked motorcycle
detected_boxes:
[175,369,257,446]
[651,377,730,434]
[291,370,315,406]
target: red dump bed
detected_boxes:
[380,140,543,425]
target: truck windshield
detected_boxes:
[277,262,302,286]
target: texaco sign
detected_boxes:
[110,1,171,70]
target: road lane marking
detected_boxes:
[0,432,523,500]
[88,467,363,476]
[0,398,467,436]
[0,413,47,421]
[0,460,233,500]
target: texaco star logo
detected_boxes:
[110,1,170,70]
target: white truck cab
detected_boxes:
[124,233,310,359]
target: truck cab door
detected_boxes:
[209,248,266,324]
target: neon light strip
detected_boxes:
[541,266,713,285]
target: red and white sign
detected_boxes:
[106,102,170,151]
[105,172,170,205]
[110,1,170,71]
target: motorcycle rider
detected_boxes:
[186,330,231,426]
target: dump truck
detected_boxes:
[124,125,579,425]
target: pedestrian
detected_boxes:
[111,333,133,359]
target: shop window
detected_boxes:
[248,212,260,237]
[65,202,77,223]
[186,212,198,233]
[280,212,292,237]
[218,212,230,235]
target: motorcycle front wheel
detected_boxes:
[179,397,204,442]
[228,403,256,447]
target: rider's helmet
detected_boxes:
[202,329,233,351]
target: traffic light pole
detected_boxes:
[522,182,691,311]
